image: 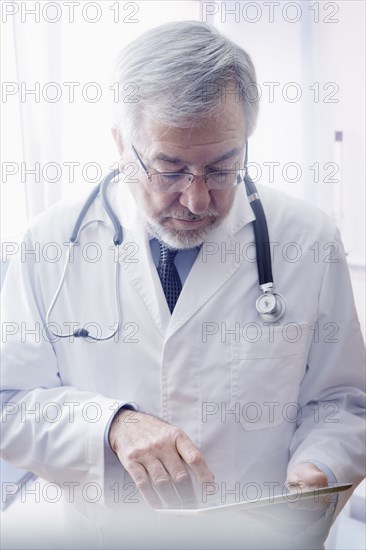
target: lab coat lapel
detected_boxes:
[119,224,172,335]
[112,181,171,334]
[113,180,256,337]
[166,184,255,336]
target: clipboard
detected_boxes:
[156,483,353,516]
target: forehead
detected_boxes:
[140,99,246,165]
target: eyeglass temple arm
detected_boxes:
[131,144,150,175]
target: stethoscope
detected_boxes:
[46,146,286,340]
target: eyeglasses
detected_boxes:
[131,144,247,193]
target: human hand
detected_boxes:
[108,409,215,509]
[238,463,330,536]
[285,462,330,511]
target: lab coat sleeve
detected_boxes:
[0,229,126,499]
[287,228,366,516]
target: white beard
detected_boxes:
[145,215,226,249]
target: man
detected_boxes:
[1,21,365,549]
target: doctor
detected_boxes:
[1,20,365,549]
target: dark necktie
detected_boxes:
[157,242,182,313]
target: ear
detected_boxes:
[112,127,124,157]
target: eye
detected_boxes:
[208,170,232,183]
[159,173,184,184]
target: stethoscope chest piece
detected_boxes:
[256,292,286,322]
[245,168,287,325]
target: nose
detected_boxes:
[178,176,211,214]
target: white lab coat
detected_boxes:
[1,180,365,549]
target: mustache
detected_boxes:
[160,210,219,221]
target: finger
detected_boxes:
[145,457,182,509]
[286,463,328,488]
[163,457,197,508]
[286,462,329,510]
[173,472,197,508]
[176,433,215,485]
[127,461,162,509]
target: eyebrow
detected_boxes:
[151,147,242,167]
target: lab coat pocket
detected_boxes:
[231,322,309,431]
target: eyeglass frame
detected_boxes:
[130,142,248,193]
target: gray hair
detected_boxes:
[113,20,259,144]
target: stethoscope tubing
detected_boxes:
[46,219,122,341]
[46,154,285,339]
[244,174,274,287]
[69,171,122,246]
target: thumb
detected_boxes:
[287,462,328,489]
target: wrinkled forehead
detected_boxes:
[137,99,247,166]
